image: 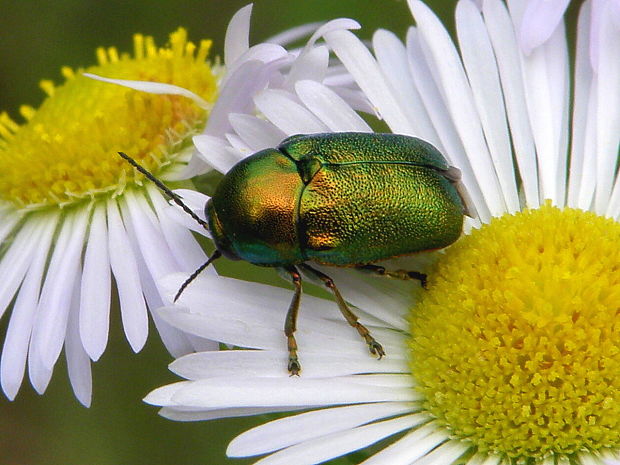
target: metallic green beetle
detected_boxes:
[121,132,472,375]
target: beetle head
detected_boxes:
[205,198,241,261]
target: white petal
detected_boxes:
[567,0,594,208]
[122,190,178,293]
[224,4,252,67]
[169,350,407,380]
[295,80,372,132]
[168,377,415,409]
[519,21,570,204]
[361,422,448,465]
[518,0,570,54]
[204,60,277,136]
[372,29,440,147]
[79,204,111,361]
[405,28,491,219]
[158,275,406,356]
[309,265,411,330]
[1,217,57,399]
[596,4,620,216]
[224,43,289,85]
[65,280,92,407]
[0,216,44,318]
[148,186,207,271]
[229,113,286,151]
[284,46,329,90]
[324,29,414,134]
[266,22,323,46]
[465,454,503,465]
[167,189,211,237]
[228,402,418,456]
[27,347,52,394]
[106,199,148,352]
[483,0,540,208]
[193,134,243,174]
[32,208,88,369]
[409,0,506,218]
[456,0,520,213]
[84,73,210,109]
[0,211,20,245]
[249,414,422,465]
[306,18,361,49]
[160,406,302,422]
[254,89,328,135]
[411,439,469,465]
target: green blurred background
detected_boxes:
[0,1,452,464]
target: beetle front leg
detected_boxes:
[300,264,385,359]
[356,264,427,289]
[283,265,303,376]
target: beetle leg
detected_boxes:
[283,265,303,376]
[355,264,427,289]
[300,264,385,359]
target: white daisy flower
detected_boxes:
[145,0,620,464]
[0,29,222,406]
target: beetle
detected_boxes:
[120,132,473,375]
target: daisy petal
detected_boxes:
[483,0,539,208]
[324,29,413,134]
[106,199,149,352]
[372,29,440,146]
[409,0,505,217]
[65,281,92,407]
[254,89,328,135]
[84,73,211,109]
[408,439,469,465]
[266,22,323,46]
[456,0,519,213]
[32,208,88,369]
[159,406,304,422]
[518,0,570,55]
[169,350,407,380]
[228,402,417,456]
[147,186,207,271]
[295,80,372,132]
[170,377,415,409]
[596,6,620,216]
[79,204,111,361]
[361,423,449,465]
[250,415,423,465]
[0,217,42,317]
[0,217,57,399]
[224,4,252,66]
[566,0,594,208]
[229,113,286,151]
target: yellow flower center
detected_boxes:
[409,204,620,461]
[0,28,218,209]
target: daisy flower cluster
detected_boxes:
[142,1,620,465]
[0,29,222,406]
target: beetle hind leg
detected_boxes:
[283,266,303,376]
[300,264,385,360]
[356,264,427,289]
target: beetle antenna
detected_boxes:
[118,152,210,231]
[174,250,222,302]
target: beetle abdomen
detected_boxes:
[299,161,464,265]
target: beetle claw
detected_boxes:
[369,341,386,359]
[288,358,301,376]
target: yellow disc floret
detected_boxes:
[0,28,218,209]
[409,204,620,461]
